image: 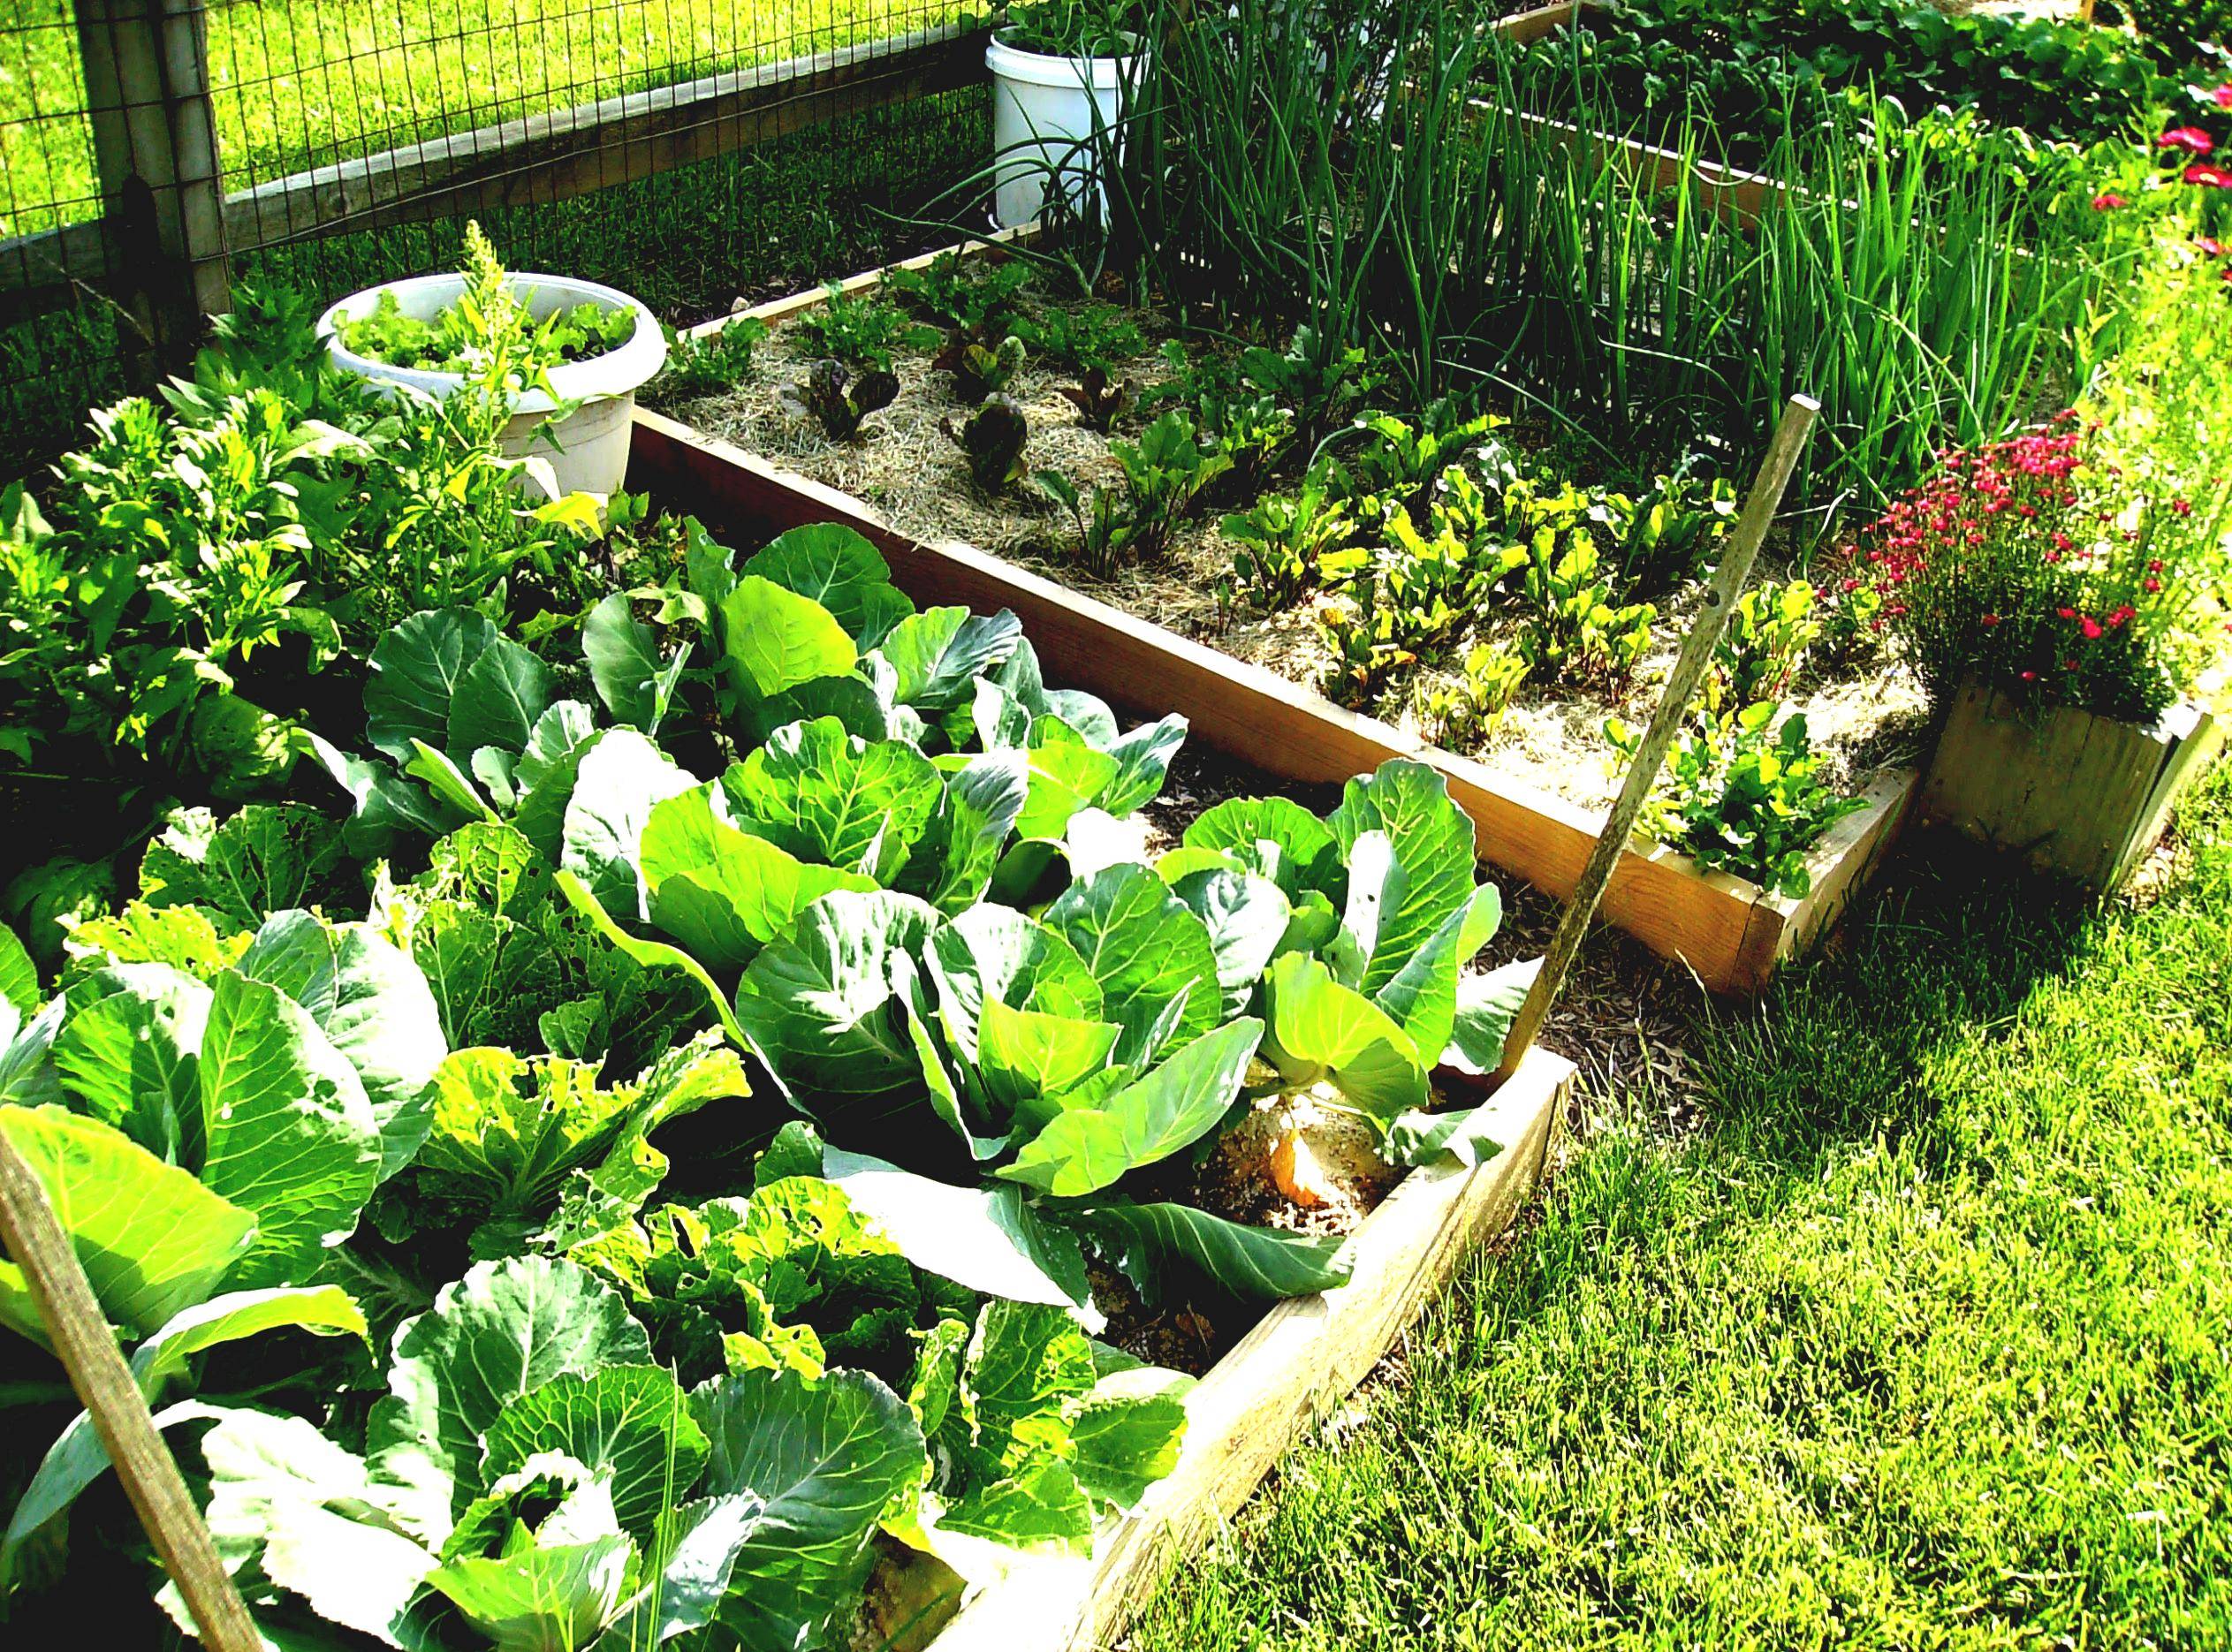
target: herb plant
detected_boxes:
[998,0,1140,57]
[337,222,634,373]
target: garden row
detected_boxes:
[0,250,1569,1649]
[3,0,2231,1643]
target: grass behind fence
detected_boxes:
[0,86,988,476]
[0,0,968,241]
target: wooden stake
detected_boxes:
[0,1126,261,1652]
[1494,394,1821,1080]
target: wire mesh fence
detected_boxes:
[0,0,992,473]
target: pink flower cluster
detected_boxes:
[1850,422,2088,626]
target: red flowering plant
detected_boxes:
[1835,416,2209,724]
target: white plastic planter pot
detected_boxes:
[316,271,665,497]
[986,32,1137,231]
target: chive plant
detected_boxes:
[1114,0,2107,516]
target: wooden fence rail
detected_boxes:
[0,16,991,341]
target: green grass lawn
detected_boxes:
[0,0,962,239]
[1134,782,2232,1649]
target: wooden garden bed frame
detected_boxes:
[631,353,1915,997]
[849,1047,1575,1651]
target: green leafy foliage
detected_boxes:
[885,251,1036,337]
[1610,702,1867,896]
[789,284,939,370]
[656,315,768,398]
[1018,301,1148,375]
[1109,409,1235,560]
[337,224,634,374]
[1221,481,1365,613]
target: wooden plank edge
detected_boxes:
[626,409,1814,992]
[922,1046,1576,1652]
[2112,701,2224,887]
[1732,766,1919,993]
[692,223,1040,339]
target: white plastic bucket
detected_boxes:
[985,33,1137,231]
[316,271,666,498]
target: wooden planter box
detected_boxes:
[849,1047,1575,1652]
[1918,682,2223,890]
[627,401,1914,996]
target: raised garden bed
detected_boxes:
[1919,682,2225,890]
[887,1045,1572,1651]
[633,243,1921,996]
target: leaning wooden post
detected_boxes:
[0,1127,261,1652]
[1494,394,1820,1081]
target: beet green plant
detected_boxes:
[656,314,767,398]
[1221,480,1364,611]
[1018,301,1148,375]
[1110,409,1234,558]
[1609,701,1865,896]
[790,284,938,370]
[885,250,1036,335]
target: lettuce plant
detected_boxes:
[932,328,1028,403]
[1059,365,1135,433]
[945,398,1032,492]
[780,359,901,441]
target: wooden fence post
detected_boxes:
[74,0,231,368]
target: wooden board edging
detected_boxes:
[915,1046,1573,1652]
[627,408,1910,994]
